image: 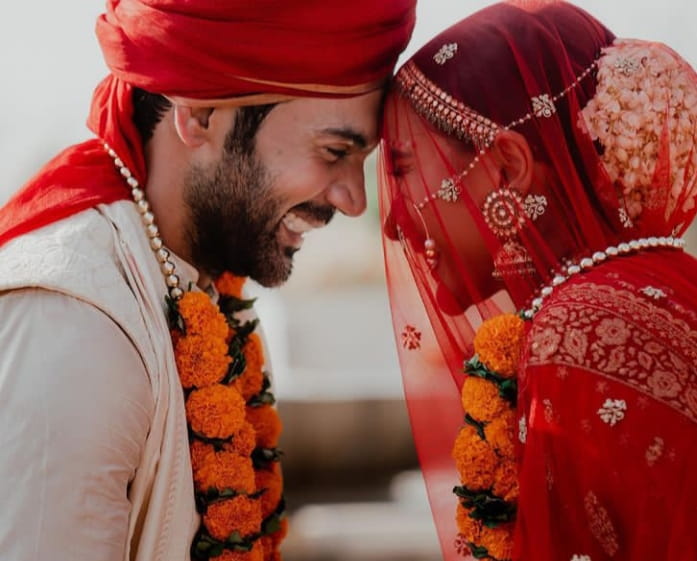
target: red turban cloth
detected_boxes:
[96,0,416,102]
[0,0,415,247]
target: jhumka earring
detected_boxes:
[412,203,439,269]
[482,186,545,279]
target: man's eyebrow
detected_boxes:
[319,127,369,149]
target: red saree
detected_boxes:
[378,2,697,560]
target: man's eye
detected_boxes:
[326,147,349,160]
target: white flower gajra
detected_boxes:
[579,39,697,222]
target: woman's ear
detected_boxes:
[172,105,215,148]
[492,130,534,193]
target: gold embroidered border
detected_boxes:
[527,280,697,423]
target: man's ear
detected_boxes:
[172,105,215,148]
[492,130,534,193]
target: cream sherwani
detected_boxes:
[0,201,199,560]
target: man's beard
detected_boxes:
[183,130,335,287]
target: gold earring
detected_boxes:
[412,204,439,269]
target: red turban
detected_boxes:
[96,0,416,102]
[0,0,415,248]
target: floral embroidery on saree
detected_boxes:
[527,280,697,422]
[584,491,620,557]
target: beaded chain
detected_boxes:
[104,143,183,300]
[523,236,686,318]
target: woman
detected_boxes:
[378,2,697,560]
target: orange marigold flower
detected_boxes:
[234,334,265,400]
[204,496,262,541]
[193,449,256,494]
[186,385,246,439]
[175,334,231,389]
[246,405,282,449]
[223,421,257,457]
[190,440,216,473]
[461,377,509,423]
[473,314,525,377]
[216,272,247,299]
[256,463,283,519]
[484,409,516,460]
[178,292,229,339]
[478,522,514,561]
[217,543,263,561]
[455,504,482,543]
[493,458,519,503]
[452,424,497,491]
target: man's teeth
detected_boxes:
[282,212,316,235]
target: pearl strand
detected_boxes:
[104,143,184,301]
[523,236,686,319]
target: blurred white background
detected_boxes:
[2,2,696,560]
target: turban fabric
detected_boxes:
[0,0,415,247]
[96,0,417,102]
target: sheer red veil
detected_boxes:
[378,2,697,559]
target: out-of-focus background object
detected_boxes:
[2,2,697,560]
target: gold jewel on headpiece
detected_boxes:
[395,61,500,151]
[395,55,599,151]
[414,178,462,210]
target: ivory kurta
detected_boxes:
[0,200,199,561]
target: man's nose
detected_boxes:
[326,165,367,217]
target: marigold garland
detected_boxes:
[170,275,287,561]
[461,377,509,422]
[186,385,247,439]
[176,335,232,389]
[193,448,257,494]
[246,405,283,449]
[234,334,265,400]
[223,422,258,457]
[256,462,284,519]
[204,495,263,541]
[472,314,525,378]
[452,313,526,561]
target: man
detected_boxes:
[0,1,415,560]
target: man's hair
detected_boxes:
[132,88,276,148]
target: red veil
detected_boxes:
[378,2,697,560]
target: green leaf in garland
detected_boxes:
[464,355,491,377]
[222,340,246,384]
[470,544,492,559]
[464,413,487,440]
[453,487,516,525]
[192,533,225,559]
[236,319,259,340]
[262,513,282,535]
[252,447,283,469]
[219,295,257,317]
[165,295,186,333]
[498,378,517,406]
[225,531,245,546]
[247,375,276,407]
[248,391,276,407]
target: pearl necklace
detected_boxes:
[523,236,686,319]
[104,143,183,301]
